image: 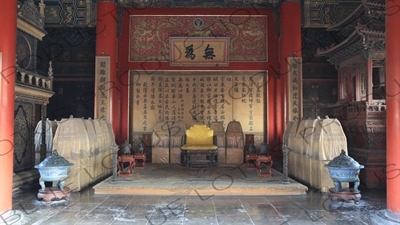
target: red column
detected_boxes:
[386,0,400,220]
[0,0,17,214]
[96,0,118,139]
[278,1,301,147]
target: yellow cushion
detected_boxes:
[182,124,217,150]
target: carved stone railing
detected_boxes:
[16,66,53,91]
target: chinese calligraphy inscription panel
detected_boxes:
[129,71,265,137]
[287,57,303,121]
[95,56,111,121]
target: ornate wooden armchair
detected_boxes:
[180,124,218,167]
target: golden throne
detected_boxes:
[180,124,218,167]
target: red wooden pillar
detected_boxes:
[386,0,400,220]
[96,0,118,140]
[278,1,301,148]
[118,9,131,144]
[0,0,17,214]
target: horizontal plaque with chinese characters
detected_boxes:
[170,37,229,66]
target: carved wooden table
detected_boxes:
[134,153,147,169]
[255,155,273,177]
[245,153,258,170]
[118,155,135,176]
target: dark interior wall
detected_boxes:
[38,27,96,120]
[47,80,94,120]
[301,28,340,119]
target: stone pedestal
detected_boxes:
[329,188,361,203]
[38,187,71,203]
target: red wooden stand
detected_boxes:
[245,153,258,170]
[118,155,135,176]
[134,153,146,169]
[255,155,273,177]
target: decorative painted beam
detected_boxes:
[117,0,279,8]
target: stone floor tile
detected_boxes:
[267,197,299,205]
[273,205,308,216]
[285,214,326,225]
[185,203,215,212]
[320,218,368,225]
[111,219,149,225]
[213,197,242,206]
[183,218,219,225]
[243,203,284,220]
[238,197,268,204]
[40,216,83,225]
[185,196,215,203]
[77,214,115,224]
[184,210,216,220]
[216,215,253,224]
[252,218,289,225]
[9,181,398,225]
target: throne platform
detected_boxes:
[93,163,308,196]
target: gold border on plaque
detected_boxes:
[169,37,229,66]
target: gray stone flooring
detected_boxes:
[6,182,400,225]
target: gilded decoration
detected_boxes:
[17,18,47,41]
[303,0,360,28]
[17,0,47,40]
[14,101,35,172]
[34,0,95,27]
[44,6,62,24]
[16,33,34,70]
[118,0,278,8]
[19,0,44,29]
[15,85,54,104]
[129,15,267,61]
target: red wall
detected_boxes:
[117,8,279,152]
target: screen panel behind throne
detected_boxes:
[226,120,244,164]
